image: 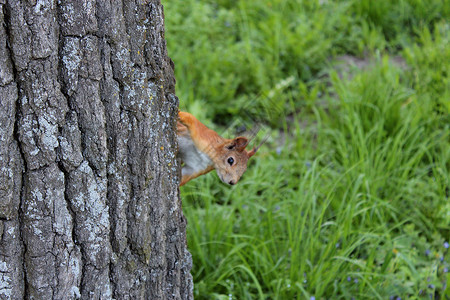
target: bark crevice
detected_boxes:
[1,1,192,299]
[4,2,27,297]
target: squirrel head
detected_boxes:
[213,136,258,185]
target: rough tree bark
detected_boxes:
[0,0,193,299]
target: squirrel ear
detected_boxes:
[247,148,257,158]
[226,137,249,151]
[234,137,249,152]
[246,134,269,158]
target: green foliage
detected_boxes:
[165,0,449,298]
[350,0,448,46]
[165,0,448,122]
[403,22,450,115]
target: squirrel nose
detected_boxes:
[229,180,235,185]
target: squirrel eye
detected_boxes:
[227,157,234,166]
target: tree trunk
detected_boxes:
[0,1,193,299]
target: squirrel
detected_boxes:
[177,111,259,186]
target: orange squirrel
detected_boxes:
[177,111,258,186]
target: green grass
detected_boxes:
[164,0,449,298]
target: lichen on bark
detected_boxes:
[0,1,192,299]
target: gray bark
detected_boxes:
[0,1,193,299]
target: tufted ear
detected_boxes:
[225,137,249,152]
[247,147,257,158]
[247,134,269,158]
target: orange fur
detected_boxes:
[177,111,258,186]
[179,165,214,186]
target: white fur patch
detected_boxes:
[178,134,213,176]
